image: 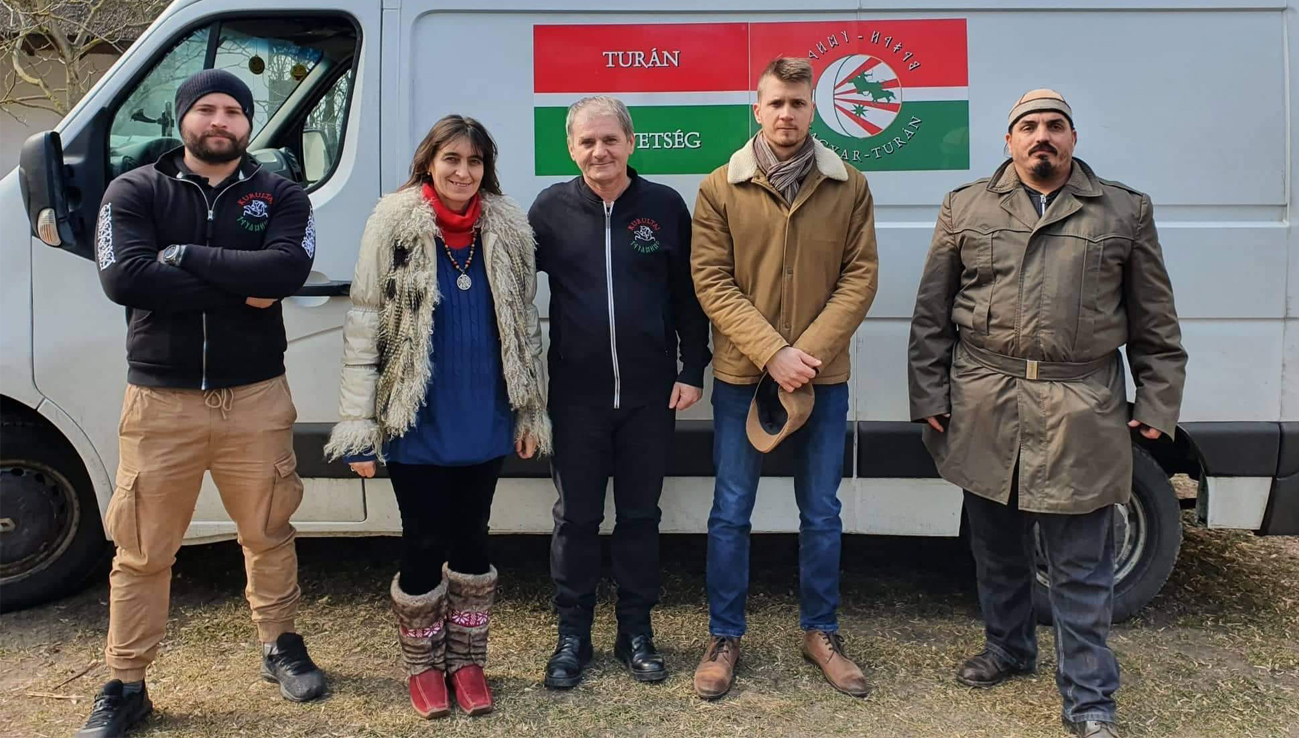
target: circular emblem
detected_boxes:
[814,54,902,139]
[243,200,269,219]
[248,56,265,75]
[628,218,661,254]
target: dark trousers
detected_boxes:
[549,400,673,637]
[389,457,504,595]
[964,482,1120,724]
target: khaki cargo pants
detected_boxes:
[105,375,304,681]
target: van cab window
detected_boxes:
[108,15,357,192]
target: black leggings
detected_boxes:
[388,456,504,595]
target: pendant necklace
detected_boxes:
[442,237,475,291]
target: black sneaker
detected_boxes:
[260,633,325,702]
[75,680,151,737]
[544,634,593,689]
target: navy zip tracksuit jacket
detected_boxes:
[528,168,711,636]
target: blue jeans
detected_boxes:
[706,379,849,637]
[964,486,1120,725]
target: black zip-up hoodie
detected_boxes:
[529,169,711,408]
[96,148,315,389]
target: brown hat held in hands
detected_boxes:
[746,373,816,453]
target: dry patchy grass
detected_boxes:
[2,502,1297,738]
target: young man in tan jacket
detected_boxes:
[690,57,879,700]
[908,89,1187,738]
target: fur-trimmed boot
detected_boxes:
[444,563,497,716]
[390,574,450,719]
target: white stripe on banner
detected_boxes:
[898,86,969,102]
[533,91,753,107]
[535,88,966,107]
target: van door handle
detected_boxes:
[294,281,351,297]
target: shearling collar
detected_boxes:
[726,135,849,185]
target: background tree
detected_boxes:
[0,0,167,121]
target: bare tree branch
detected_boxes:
[0,0,166,117]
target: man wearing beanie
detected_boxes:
[80,68,323,737]
[908,89,1187,738]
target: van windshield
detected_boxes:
[108,16,354,179]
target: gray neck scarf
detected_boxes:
[753,134,816,204]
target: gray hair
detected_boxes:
[565,96,635,140]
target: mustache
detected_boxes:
[201,130,237,142]
[1030,144,1057,155]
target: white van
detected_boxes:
[3,0,1296,622]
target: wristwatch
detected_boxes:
[159,244,187,267]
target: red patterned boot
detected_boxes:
[390,574,450,719]
[445,563,497,716]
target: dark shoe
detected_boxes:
[448,664,494,716]
[1066,720,1120,738]
[955,650,1033,688]
[261,633,326,702]
[543,634,593,689]
[614,633,667,683]
[693,635,741,700]
[75,680,152,737]
[801,630,870,698]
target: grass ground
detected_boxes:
[3,485,1297,738]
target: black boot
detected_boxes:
[261,633,326,702]
[614,632,667,682]
[75,680,151,737]
[955,650,1033,688]
[543,634,593,689]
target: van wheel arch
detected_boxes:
[0,396,110,612]
[1031,444,1184,624]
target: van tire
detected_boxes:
[1032,444,1182,625]
[0,412,109,613]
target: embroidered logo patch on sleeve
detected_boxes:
[301,209,317,257]
[96,202,115,270]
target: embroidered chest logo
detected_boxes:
[236,192,274,232]
[628,217,662,254]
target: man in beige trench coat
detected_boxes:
[907,89,1187,738]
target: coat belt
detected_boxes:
[960,341,1117,382]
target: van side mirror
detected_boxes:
[302,128,327,183]
[18,131,78,249]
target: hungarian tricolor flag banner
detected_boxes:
[533,19,968,176]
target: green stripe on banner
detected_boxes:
[535,105,753,176]
[812,100,970,172]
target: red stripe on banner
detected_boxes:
[751,19,968,89]
[835,104,884,135]
[534,24,750,93]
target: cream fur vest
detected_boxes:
[324,187,551,461]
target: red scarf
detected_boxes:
[422,182,480,249]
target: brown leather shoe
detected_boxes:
[802,630,870,698]
[1067,720,1121,738]
[693,636,740,699]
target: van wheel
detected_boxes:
[0,412,109,613]
[1032,444,1182,625]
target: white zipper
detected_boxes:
[603,200,621,409]
[1039,193,1047,215]
[171,164,260,391]
[201,314,209,390]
